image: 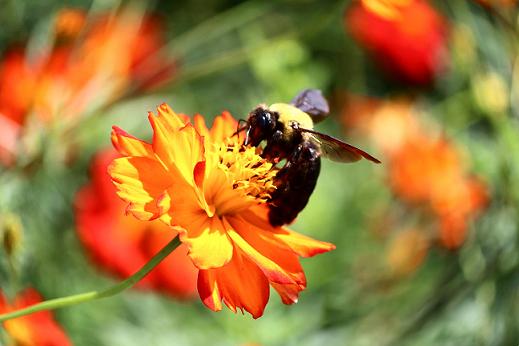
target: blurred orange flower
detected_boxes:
[75,149,198,299]
[386,229,429,276]
[388,135,488,248]
[0,7,174,166]
[342,95,488,249]
[0,49,37,126]
[341,95,420,156]
[54,9,87,40]
[108,104,335,318]
[0,289,71,346]
[345,0,448,85]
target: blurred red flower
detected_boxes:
[345,0,448,85]
[0,8,174,166]
[0,288,71,346]
[74,149,198,299]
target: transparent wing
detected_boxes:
[300,128,381,164]
[290,89,329,123]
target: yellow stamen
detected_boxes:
[208,141,277,216]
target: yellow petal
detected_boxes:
[109,156,173,220]
[178,216,233,270]
[111,126,154,157]
[148,110,205,186]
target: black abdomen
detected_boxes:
[268,142,321,226]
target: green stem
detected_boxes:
[0,236,181,322]
[167,0,269,56]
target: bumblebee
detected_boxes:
[242,89,380,226]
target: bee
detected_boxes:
[241,89,380,227]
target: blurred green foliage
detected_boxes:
[0,0,518,345]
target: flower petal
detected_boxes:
[197,248,269,319]
[273,227,336,258]
[148,107,205,186]
[109,156,173,220]
[197,269,222,313]
[271,282,301,305]
[193,114,210,139]
[178,216,233,270]
[226,216,304,286]
[111,126,154,157]
[244,206,336,257]
[209,111,238,142]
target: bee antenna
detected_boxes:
[233,119,248,137]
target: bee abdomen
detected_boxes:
[268,142,321,226]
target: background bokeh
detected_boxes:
[0,0,518,345]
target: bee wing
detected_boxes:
[291,89,329,123]
[300,128,381,164]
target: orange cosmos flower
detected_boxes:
[0,7,174,166]
[0,289,71,346]
[0,49,37,125]
[35,8,172,122]
[108,104,335,318]
[54,8,87,40]
[75,149,198,299]
[345,0,448,85]
[340,94,421,156]
[388,135,488,248]
[341,95,488,248]
[386,228,429,276]
[0,49,37,166]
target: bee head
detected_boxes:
[244,106,277,146]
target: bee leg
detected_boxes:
[262,130,285,161]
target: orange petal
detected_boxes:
[226,216,305,286]
[271,282,301,305]
[193,114,210,139]
[226,217,306,305]
[178,216,233,270]
[244,206,336,257]
[193,161,205,191]
[111,126,154,157]
[198,248,269,319]
[210,111,238,142]
[273,227,336,258]
[156,104,188,127]
[159,183,204,227]
[148,108,205,186]
[197,270,222,313]
[109,157,173,220]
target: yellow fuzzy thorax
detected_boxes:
[269,103,314,136]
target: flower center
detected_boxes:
[208,141,277,216]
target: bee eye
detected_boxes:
[258,111,271,129]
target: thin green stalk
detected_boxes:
[173,32,295,84]
[167,0,269,56]
[0,236,181,322]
